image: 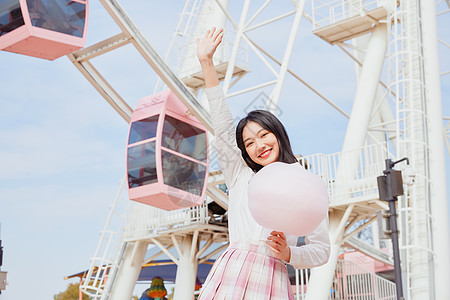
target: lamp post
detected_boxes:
[377,157,410,300]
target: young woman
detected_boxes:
[197,27,330,300]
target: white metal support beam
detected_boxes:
[195,234,215,260]
[67,56,133,122]
[222,0,251,94]
[143,245,174,265]
[267,0,305,113]
[343,216,377,243]
[306,210,347,300]
[71,33,131,62]
[108,241,148,300]
[445,118,450,155]
[337,23,388,181]
[190,231,200,262]
[345,236,394,266]
[170,235,183,257]
[206,186,228,210]
[248,37,349,118]
[98,0,213,132]
[150,238,180,265]
[70,0,214,131]
[206,170,228,210]
[173,235,199,300]
[420,0,450,298]
[333,204,355,244]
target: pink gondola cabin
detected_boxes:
[0,0,88,60]
[127,90,209,211]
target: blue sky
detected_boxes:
[0,1,448,299]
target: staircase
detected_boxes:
[80,178,127,299]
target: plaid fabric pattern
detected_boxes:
[198,242,294,300]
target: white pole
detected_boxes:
[336,23,388,195]
[341,23,388,154]
[267,0,306,113]
[222,0,251,94]
[379,97,397,148]
[173,235,199,300]
[109,241,148,300]
[352,33,397,149]
[206,0,229,39]
[352,34,383,145]
[308,23,388,300]
[306,210,346,300]
[420,1,450,299]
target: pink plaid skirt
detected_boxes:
[198,241,294,300]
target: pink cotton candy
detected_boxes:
[248,162,329,236]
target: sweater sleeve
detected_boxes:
[205,86,246,188]
[288,216,331,269]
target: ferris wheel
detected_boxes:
[1,1,449,300]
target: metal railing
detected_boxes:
[293,259,397,300]
[299,142,389,205]
[124,201,209,240]
[331,259,397,299]
[311,0,394,29]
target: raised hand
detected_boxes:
[197,27,223,88]
[197,27,224,63]
[266,231,291,261]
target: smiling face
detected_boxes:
[242,121,280,167]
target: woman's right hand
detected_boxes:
[197,27,223,63]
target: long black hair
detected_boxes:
[236,110,299,173]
